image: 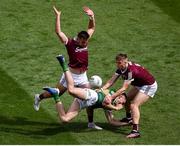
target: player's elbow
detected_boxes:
[55,29,60,35]
[107,118,116,126]
[60,116,71,123]
[107,118,113,124]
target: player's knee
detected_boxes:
[67,87,75,95]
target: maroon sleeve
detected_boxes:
[65,38,72,49]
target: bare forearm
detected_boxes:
[55,15,61,34]
[111,87,126,99]
[88,16,95,30]
[102,82,112,90]
[54,14,68,44]
[109,119,125,126]
[105,110,125,126]
[102,74,119,90]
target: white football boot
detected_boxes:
[34,94,40,111]
[88,122,103,130]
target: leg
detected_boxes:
[56,98,80,123]
[64,71,88,100]
[33,82,67,111]
[86,107,94,123]
[56,55,88,100]
[126,86,139,114]
[86,107,103,130]
[57,55,100,128]
[120,87,138,123]
[80,81,102,130]
[40,83,67,99]
[131,92,150,125]
[127,91,150,138]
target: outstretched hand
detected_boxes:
[83,6,94,17]
[53,6,61,16]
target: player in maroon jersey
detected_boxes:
[102,53,158,138]
[34,5,101,130]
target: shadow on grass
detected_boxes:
[151,0,180,23]
[0,115,130,138]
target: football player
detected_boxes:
[102,53,158,138]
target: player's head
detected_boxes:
[113,93,127,105]
[77,31,90,48]
[115,53,128,71]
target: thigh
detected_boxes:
[127,86,139,100]
[69,87,88,100]
[77,90,98,109]
[66,98,80,118]
[132,91,150,106]
[79,82,90,88]
[71,87,98,102]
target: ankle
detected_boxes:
[132,124,139,131]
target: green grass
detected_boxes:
[0,0,180,144]
[0,68,78,144]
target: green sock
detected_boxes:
[52,95,61,103]
[58,58,68,72]
[61,63,68,72]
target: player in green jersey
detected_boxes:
[43,55,126,125]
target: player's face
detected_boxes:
[116,95,126,104]
[77,38,88,48]
[116,59,127,70]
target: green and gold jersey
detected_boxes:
[91,89,116,109]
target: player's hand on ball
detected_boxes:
[53,6,61,16]
[83,6,94,17]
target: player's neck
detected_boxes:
[121,63,128,73]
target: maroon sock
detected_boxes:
[133,124,139,131]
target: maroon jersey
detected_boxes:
[65,38,88,71]
[115,62,155,87]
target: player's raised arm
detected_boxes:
[102,74,120,90]
[111,80,131,100]
[53,6,68,44]
[83,6,95,38]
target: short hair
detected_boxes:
[77,31,89,40]
[116,53,128,61]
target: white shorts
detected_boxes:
[136,81,158,98]
[59,71,89,88]
[77,89,98,109]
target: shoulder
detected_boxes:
[128,62,138,72]
[65,38,76,47]
[115,69,121,75]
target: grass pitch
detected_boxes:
[0,0,180,144]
